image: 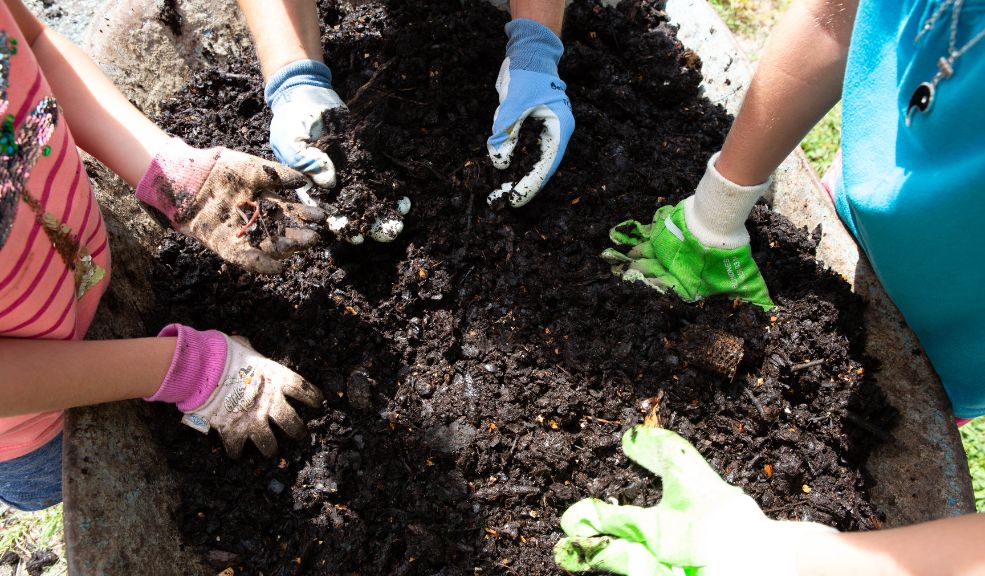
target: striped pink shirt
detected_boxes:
[0,5,110,461]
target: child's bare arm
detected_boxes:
[237,0,323,81]
[716,0,858,186]
[4,0,171,185]
[798,513,985,576]
[0,337,175,417]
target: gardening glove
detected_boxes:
[554,426,836,576]
[486,18,575,207]
[144,324,325,459]
[601,153,774,310]
[265,59,346,189]
[266,60,410,244]
[136,137,326,275]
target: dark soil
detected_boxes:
[25,549,58,576]
[147,1,896,574]
[157,0,183,37]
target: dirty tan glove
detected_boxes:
[145,324,325,458]
[136,138,326,274]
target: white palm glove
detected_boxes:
[265,60,410,244]
[265,59,346,189]
[486,19,575,207]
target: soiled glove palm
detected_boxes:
[602,201,774,310]
[486,19,574,207]
[180,335,324,459]
[136,138,326,275]
[555,426,835,576]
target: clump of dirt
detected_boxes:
[148,1,896,574]
[25,549,58,576]
[307,109,407,239]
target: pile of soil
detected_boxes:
[147,0,896,574]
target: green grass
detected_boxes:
[0,503,66,574]
[707,0,790,39]
[801,103,842,177]
[960,418,985,511]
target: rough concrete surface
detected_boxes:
[24,0,101,45]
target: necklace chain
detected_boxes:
[948,0,985,59]
[916,0,985,60]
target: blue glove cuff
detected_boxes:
[504,18,563,75]
[264,59,334,109]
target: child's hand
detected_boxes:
[600,152,774,310]
[555,426,835,575]
[136,138,326,274]
[265,60,346,189]
[486,19,574,208]
[145,325,324,459]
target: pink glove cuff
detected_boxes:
[144,323,229,412]
[135,138,221,224]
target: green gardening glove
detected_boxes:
[602,153,774,310]
[554,426,835,576]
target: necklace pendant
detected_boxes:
[906,81,935,127]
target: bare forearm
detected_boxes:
[0,338,175,416]
[22,23,168,184]
[797,514,985,576]
[238,0,323,80]
[510,0,566,35]
[716,0,857,185]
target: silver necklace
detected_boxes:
[906,0,985,126]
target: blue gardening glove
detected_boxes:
[265,60,346,189]
[265,60,410,244]
[486,19,575,207]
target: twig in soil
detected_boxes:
[256,208,272,241]
[464,192,474,235]
[743,387,766,419]
[346,56,398,111]
[221,72,253,81]
[762,502,801,514]
[581,415,622,425]
[845,410,894,443]
[382,151,446,181]
[791,359,825,372]
[641,390,665,428]
[383,93,429,106]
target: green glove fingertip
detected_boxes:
[555,536,675,576]
[554,535,613,571]
[622,426,742,508]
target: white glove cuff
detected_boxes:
[684,152,771,250]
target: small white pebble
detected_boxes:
[397,196,412,215]
[327,215,349,233]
